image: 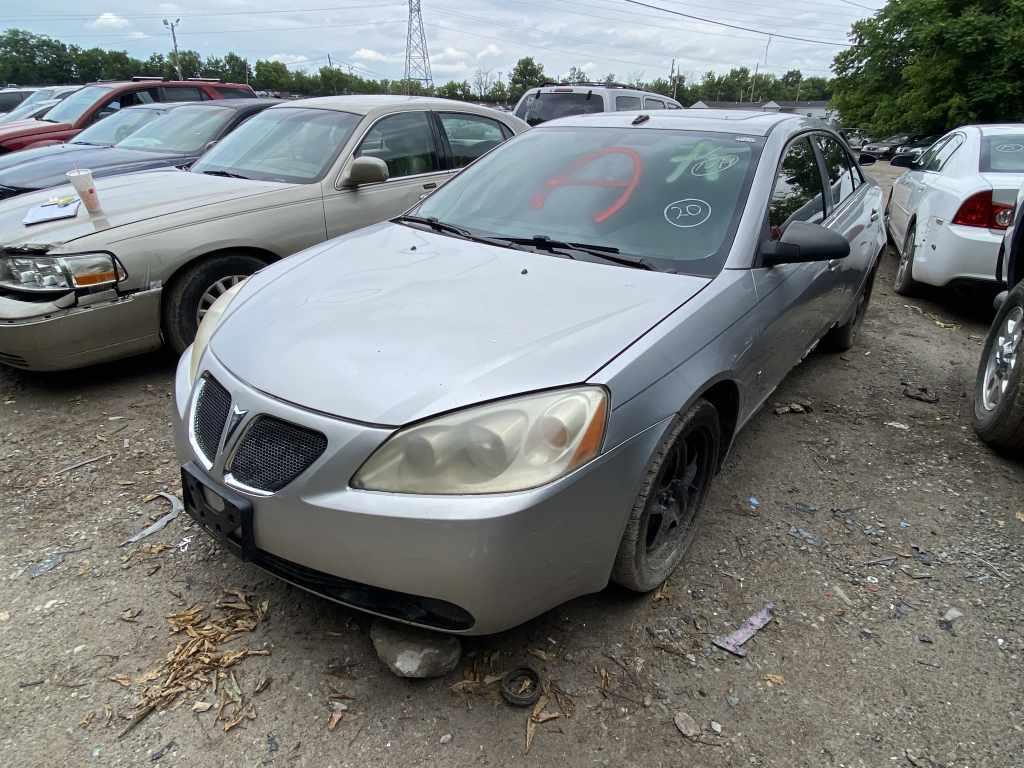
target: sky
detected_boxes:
[0,0,882,86]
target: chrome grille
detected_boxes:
[229,416,327,492]
[193,376,231,462]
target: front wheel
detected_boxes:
[612,399,720,592]
[973,280,1024,453]
[161,253,267,355]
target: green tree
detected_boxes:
[0,29,75,84]
[832,0,1024,135]
[254,59,292,92]
[509,56,546,100]
[222,53,251,84]
[436,80,471,100]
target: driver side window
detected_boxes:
[355,111,439,179]
[768,137,826,237]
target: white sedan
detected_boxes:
[886,124,1024,295]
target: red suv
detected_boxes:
[0,78,255,153]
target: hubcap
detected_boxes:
[642,426,713,566]
[982,306,1024,411]
[196,275,246,326]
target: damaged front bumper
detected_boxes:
[0,286,163,370]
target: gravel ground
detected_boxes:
[1,163,1022,768]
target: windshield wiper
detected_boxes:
[492,235,655,270]
[198,169,250,179]
[70,141,111,147]
[392,215,521,249]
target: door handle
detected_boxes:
[827,259,841,272]
[422,182,437,190]
[869,209,879,222]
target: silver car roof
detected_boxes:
[539,108,821,137]
[271,95,511,117]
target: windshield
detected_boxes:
[0,99,53,123]
[15,88,56,109]
[415,126,763,276]
[43,85,112,125]
[515,92,605,126]
[71,107,166,146]
[980,135,1024,173]
[192,107,361,183]
[881,134,910,144]
[117,106,234,153]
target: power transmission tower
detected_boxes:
[403,0,433,93]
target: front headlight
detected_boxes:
[0,253,126,292]
[352,387,608,494]
[188,279,247,385]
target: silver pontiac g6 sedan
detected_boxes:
[174,109,886,635]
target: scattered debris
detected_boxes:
[710,720,723,735]
[831,585,854,608]
[192,701,213,713]
[712,602,775,657]
[884,421,910,430]
[369,619,461,679]
[30,552,65,578]
[121,492,183,546]
[501,667,542,707]
[774,400,813,415]
[903,386,939,404]
[763,674,785,686]
[673,711,701,740]
[788,526,822,546]
[327,701,348,731]
[927,312,959,329]
[18,680,44,688]
[439,733,453,745]
[150,740,176,762]
[525,689,562,753]
[55,452,114,475]
[938,607,963,632]
[527,648,552,663]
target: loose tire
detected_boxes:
[973,280,1024,453]
[161,253,266,355]
[823,264,877,352]
[612,398,720,592]
[894,222,922,296]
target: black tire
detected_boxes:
[611,398,720,592]
[823,264,877,352]
[893,221,922,296]
[973,280,1024,453]
[161,253,266,355]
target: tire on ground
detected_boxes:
[161,252,267,355]
[893,221,922,296]
[612,398,720,592]
[823,263,878,352]
[973,279,1024,453]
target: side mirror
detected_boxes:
[889,153,916,168]
[858,153,877,166]
[760,221,850,267]
[345,156,389,186]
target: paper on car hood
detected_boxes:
[0,169,291,250]
[212,222,710,425]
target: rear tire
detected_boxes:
[894,221,922,296]
[612,399,720,592]
[161,253,267,355]
[973,280,1024,453]
[824,264,877,352]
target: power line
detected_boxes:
[0,3,403,23]
[618,0,851,46]
[15,19,406,41]
[835,0,880,10]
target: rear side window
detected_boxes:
[815,134,856,207]
[214,87,252,99]
[923,134,962,172]
[0,92,29,111]
[980,135,1024,173]
[644,98,665,110]
[615,95,641,111]
[515,92,604,126]
[160,86,204,102]
[438,112,508,169]
[356,111,439,178]
[769,137,825,234]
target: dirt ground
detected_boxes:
[1,163,1022,768]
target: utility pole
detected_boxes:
[670,57,678,101]
[327,53,333,69]
[162,18,182,80]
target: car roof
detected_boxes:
[272,95,509,116]
[161,97,282,111]
[540,108,809,136]
[523,84,681,103]
[975,124,1024,135]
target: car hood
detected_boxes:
[212,223,710,425]
[0,119,71,142]
[0,169,294,249]
[0,145,189,192]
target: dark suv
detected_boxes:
[0,78,254,153]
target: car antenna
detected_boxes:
[631,114,650,125]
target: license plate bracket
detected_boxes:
[181,463,255,561]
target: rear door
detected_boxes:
[750,135,834,390]
[324,109,448,238]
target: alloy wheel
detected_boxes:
[642,424,714,568]
[982,306,1024,411]
[196,275,246,326]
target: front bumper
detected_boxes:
[173,349,669,635]
[0,287,162,370]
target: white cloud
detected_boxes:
[476,44,502,60]
[352,48,389,62]
[89,12,131,30]
[269,53,309,66]
[433,47,469,64]
[432,61,470,75]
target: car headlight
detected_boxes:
[188,279,247,385]
[352,387,608,494]
[0,253,126,292]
